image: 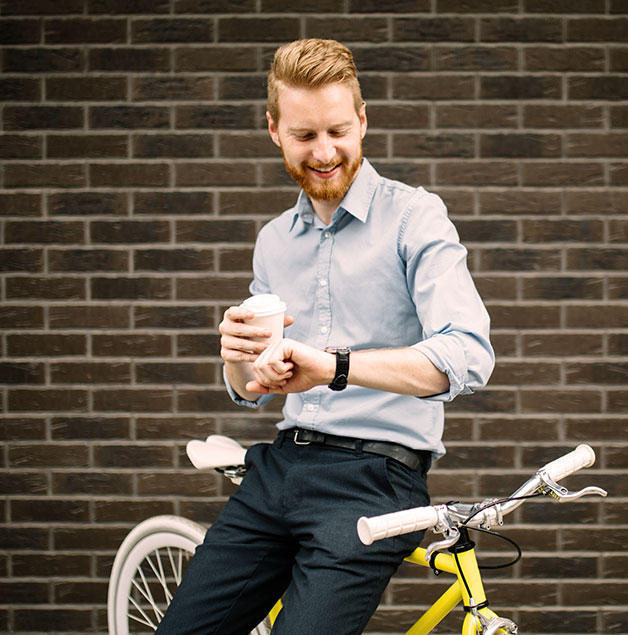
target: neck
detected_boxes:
[311,198,341,226]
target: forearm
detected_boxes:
[225,360,263,402]
[347,347,450,397]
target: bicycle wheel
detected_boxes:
[107,515,271,635]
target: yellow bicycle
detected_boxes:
[107,438,606,635]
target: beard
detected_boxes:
[281,147,363,203]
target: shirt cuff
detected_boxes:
[411,339,473,403]
[222,365,275,409]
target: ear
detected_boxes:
[359,101,368,139]
[266,111,281,147]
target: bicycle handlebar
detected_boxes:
[357,444,600,546]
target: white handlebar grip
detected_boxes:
[542,444,596,482]
[357,506,439,546]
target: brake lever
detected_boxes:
[536,469,607,502]
[424,505,461,563]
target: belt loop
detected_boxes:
[355,438,363,455]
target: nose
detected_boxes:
[312,134,336,165]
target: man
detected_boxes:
[157,38,494,635]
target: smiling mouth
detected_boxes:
[309,163,341,177]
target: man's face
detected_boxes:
[267,82,367,205]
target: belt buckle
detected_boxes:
[293,430,310,446]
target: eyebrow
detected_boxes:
[287,121,354,134]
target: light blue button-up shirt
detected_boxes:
[225,159,494,458]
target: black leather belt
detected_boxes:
[286,428,431,474]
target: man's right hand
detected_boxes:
[219,305,294,364]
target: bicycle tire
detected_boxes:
[107,515,271,635]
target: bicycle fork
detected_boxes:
[405,528,517,635]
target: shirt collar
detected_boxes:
[289,158,379,233]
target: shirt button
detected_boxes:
[321,326,328,334]
[306,404,315,411]
[319,279,327,287]
[324,231,332,239]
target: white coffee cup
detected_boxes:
[240,294,287,344]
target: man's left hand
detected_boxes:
[246,338,335,395]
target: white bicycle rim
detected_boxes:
[107,515,271,635]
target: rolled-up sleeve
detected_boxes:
[401,192,495,402]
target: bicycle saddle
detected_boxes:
[186,435,247,471]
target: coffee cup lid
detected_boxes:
[241,294,287,317]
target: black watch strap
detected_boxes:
[326,347,350,391]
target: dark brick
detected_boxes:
[89,47,170,71]
[480,75,562,99]
[132,18,213,43]
[394,74,475,100]
[488,304,561,329]
[48,192,128,216]
[176,276,251,301]
[45,18,126,43]
[175,46,257,72]
[48,248,129,272]
[8,334,86,356]
[4,106,83,130]
[8,388,88,412]
[522,162,604,186]
[365,104,429,129]
[0,193,41,216]
[134,306,215,329]
[0,77,40,101]
[437,161,518,186]
[90,220,170,243]
[218,17,300,42]
[0,19,41,44]
[0,305,44,328]
[2,47,82,73]
[9,444,89,468]
[481,17,563,42]
[176,105,256,130]
[219,190,297,215]
[4,163,86,188]
[177,334,221,357]
[522,276,604,300]
[47,134,128,159]
[92,388,173,412]
[480,190,562,214]
[525,46,605,71]
[569,133,628,157]
[92,334,172,356]
[0,363,45,385]
[0,134,43,159]
[133,76,215,101]
[175,161,256,187]
[89,105,170,129]
[91,277,172,300]
[134,191,213,215]
[5,220,83,244]
[481,248,562,271]
[51,362,131,383]
[567,248,628,271]
[176,219,257,243]
[136,362,216,384]
[569,75,628,100]
[88,0,170,12]
[134,249,214,272]
[89,163,170,187]
[51,416,130,440]
[93,499,175,521]
[3,0,83,14]
[304,17,389,42]
[522,219,604,242]
[568,17,628,42]
[353,46,430,72]
[218,247,254,272]
[435,46,518,71]
[134,134,215,158]
[46,75,127,100]
[93,444,174,467]
[481,133,561,158]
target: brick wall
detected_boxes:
[1,1,627,633]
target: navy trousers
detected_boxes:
[156,433,430,635]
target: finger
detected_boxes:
[283,314,295,327]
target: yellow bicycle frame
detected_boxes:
[267,538,504,635]
[403,544,502,635]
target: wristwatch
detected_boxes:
[325,347,351,391]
